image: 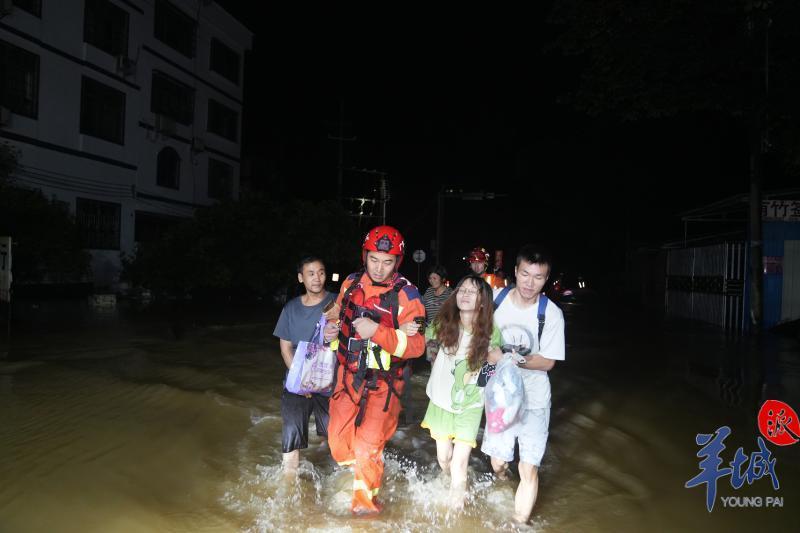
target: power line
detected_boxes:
[13,171,131,198]
[18,164,131,191]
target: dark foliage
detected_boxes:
[121,197,362,297]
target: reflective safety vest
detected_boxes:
[334,272,408,379]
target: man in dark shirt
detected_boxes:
[273,256,336,478]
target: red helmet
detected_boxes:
[466,247,490,264]
[362,225,405,267]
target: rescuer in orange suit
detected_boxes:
[322,225,426,514]
[466,246,507,289]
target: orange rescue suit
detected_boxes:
[328,271,425,514]
[482,271,507,289]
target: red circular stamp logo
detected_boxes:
[757,400,800,446]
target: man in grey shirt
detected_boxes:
[273,256,336,477]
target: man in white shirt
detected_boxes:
[481,245,565,524]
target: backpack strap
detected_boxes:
[537,294,548,343]
[494,285,548,346]
[378,275,408,329]
[493,285,513,310]
[339,271,364,320]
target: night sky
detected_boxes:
[215,3,791,284]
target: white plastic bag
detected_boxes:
[484,356,525,433]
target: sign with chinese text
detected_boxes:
[762,200,800,221]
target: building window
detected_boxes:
[207,99,238,141]
[151,71,194,125]
[80,76,126,144]
[156,147,180,189]
[76,198,121,250]
[154,0,196,58]
[210,38,240,85]
[83,0,129,57]
[208,158,233,200]
[0,39,40,118]
[12,0,41,17]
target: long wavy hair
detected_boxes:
[431,274,494,371]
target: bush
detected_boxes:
[0,143,90,284]
[121,197,361,297]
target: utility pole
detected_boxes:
[327,100,356,202]
[435,186,444,264]
[378,172,389,225]
[0,236,11,358]
[747,7,770,334]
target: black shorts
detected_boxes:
[281,388,330,453]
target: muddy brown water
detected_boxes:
[0,301,797,532]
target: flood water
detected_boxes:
[1,299,798,532]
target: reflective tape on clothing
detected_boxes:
[393,329,408,358]
[353,479,379,498]
[366,340,393,369]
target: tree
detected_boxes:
[0,142,17,180]
[548,0,799,329]
[122,197,361,298]
[0,143,90,284]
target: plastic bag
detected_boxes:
[285,315,336,395]
[484,356,525,433]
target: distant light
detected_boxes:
[332,273,340,282]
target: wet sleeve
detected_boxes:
[371,288,426,359]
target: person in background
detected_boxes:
[422,265,453,363]
[423,265,452,324]
[273,256,337,479]
[466,246,506,289]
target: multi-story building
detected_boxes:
[0,0,252,288]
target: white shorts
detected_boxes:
[480,408,550,467]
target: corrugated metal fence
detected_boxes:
[665,243,747,332]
